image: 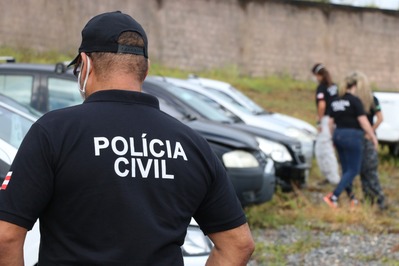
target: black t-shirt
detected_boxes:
[0,90,246,265]
[315,83,338,115]
[329,93,366,129]
[367,96,381,125]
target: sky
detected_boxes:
[330,0,399,9]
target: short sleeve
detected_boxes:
[374,96,382,112]
[0,123,54,230]
[352,96,367,117]
[193,153,247,235]
[315,84,326,103]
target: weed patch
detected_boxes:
[251,233,320,265]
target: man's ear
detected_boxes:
[80,52,92,77]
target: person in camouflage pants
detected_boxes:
[352,71,386,210]
[360,136,385,209]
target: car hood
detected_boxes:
[234,111,295,132]
[230,123,300,146]
[271,113,317,136]
[186,120,259,150]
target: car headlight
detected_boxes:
[285,127,314,143]
[182,226,213,256]
[222,150,260,168]
[256,137,293,163]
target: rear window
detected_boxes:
[0,75,33,107]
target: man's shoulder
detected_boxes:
[39,105,84,120]
[33,105,87,133]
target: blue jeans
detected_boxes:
[332,128,364,198]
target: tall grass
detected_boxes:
[0,46,73,64]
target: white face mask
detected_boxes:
[77,56,91,99]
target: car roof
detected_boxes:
[0,62,75,76]
[187,75,232,90]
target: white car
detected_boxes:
[0,95,211,265]
[374,91,399,156]
[153,76,316,163]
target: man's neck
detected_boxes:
[88,76,142,97]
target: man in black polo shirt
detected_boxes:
[0,11,254,265]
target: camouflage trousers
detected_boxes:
[360,138,385,205]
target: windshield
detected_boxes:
[0,105,34,148]
[163,84,238,123]
[205,86,267,115]
[158,98,190,121]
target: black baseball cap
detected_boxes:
[68,11,148,67]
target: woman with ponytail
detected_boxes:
[311,63,340,185]
[323,72,378,208]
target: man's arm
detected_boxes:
[205,223,255,266]
[0,220,27,266]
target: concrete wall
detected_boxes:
[1,0,398,89]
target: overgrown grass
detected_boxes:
[0,46,73,64]
[3,48,399,263]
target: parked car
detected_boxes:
[187,75,317,137]
[374,91,399,156]
[0,94,212,265]
[0,61,276,205]
[157,92,276,203]
[153,76,316,164]
[0,60,82,113]
[144,77,308,190]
